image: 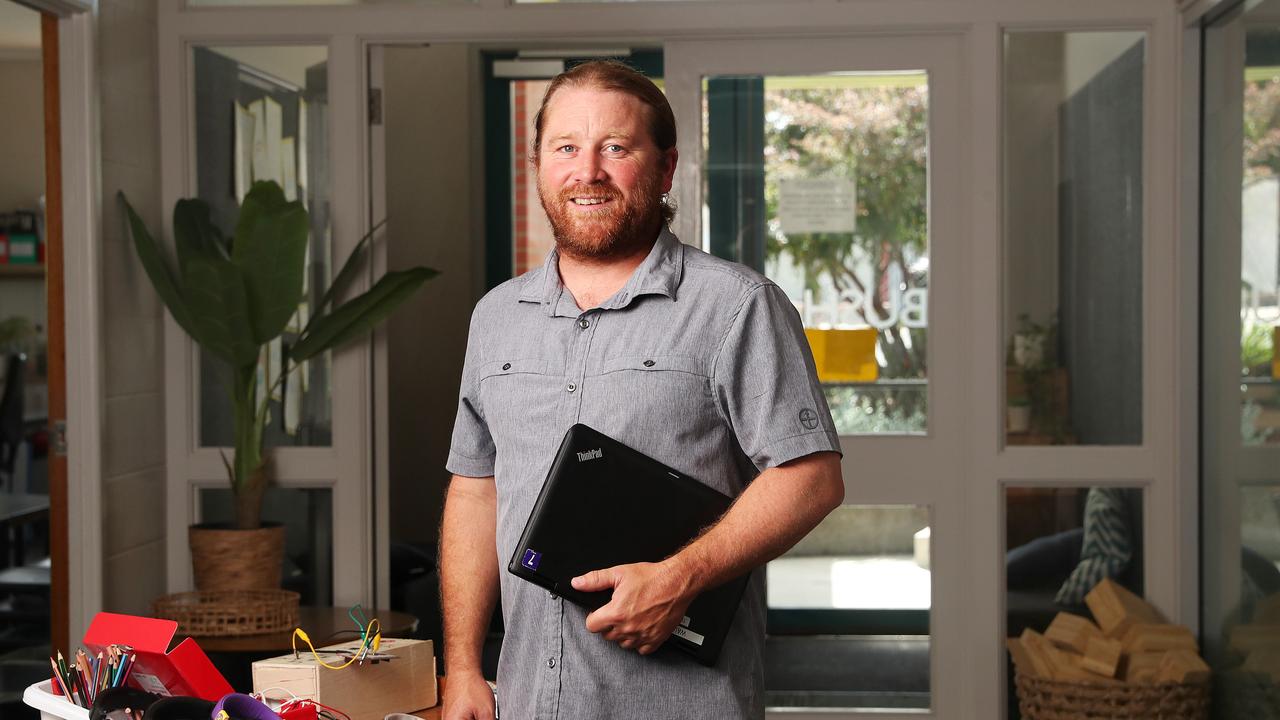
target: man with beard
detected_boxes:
[440,61,844,720]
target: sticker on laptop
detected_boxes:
[520,549,542,571]
[671,625,705,646]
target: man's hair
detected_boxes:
[530,60,677,223]
[530,60,677,163]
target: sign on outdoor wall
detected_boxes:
[778,178,857,235]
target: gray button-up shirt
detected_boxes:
[447,227,841,720]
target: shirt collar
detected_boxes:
[517,225,685,314]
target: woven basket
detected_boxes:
[1015,673,1211,720]
[151,589,300,637]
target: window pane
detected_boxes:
[1005,486,1144,713]
[193,46,333,447]
[767,505,931,710]
[513,0,756,3]
[703,72,930,436]
[513,78,556,276]
[199,487,333,605]
[188,0,471,6]
[1002,32,1145,446]
[1240,56,1280,445]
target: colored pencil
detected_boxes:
[120,653,136,687]
[48,658,67,697]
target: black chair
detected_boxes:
[0,354,25,492]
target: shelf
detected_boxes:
[0,266,43,278]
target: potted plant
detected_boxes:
[120,181,435,590]
[1007,393,1032,434]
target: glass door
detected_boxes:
[666,35,965,713]
[1202,0,1280,689]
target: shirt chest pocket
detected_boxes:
[583,355,716,426]
[477,358,560,437]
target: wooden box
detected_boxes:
[252,638,436,720]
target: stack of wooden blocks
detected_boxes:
[1226,593,1280,680]
[1008,578,1210,685]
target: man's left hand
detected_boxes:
[571,561,696,655]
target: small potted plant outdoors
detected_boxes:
[1007,393,1032,434]
[1012,313,1052,370]
[121,181,435,590]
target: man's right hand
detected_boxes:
[443,673,496,720]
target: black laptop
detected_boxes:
[507,423,749,666]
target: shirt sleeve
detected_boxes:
[445,305,497,478]
[711,282,842,471]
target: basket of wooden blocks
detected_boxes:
[1007,578,1210,720]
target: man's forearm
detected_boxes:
[440,474,500,676]
[665,452,844,595]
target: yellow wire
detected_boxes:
[291,619,382,671]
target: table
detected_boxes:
[193,606,419,653]
[0,492,48,569]
[192,607,420,697]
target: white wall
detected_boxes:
[0,58,44,213]
[1002,32,1063,345]
[97,0,167,615]
[383,44,480,548]
[0,53,48,433]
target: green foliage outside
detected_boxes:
[761,81,929,431]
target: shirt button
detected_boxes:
[501,362,511,371]
[643,359,655,367]
[547,658,556,668]
[567,382,577,393]
[578,318,590,329]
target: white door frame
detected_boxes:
[157,2,1189,717]
[57,2,104,650]
[18,0,106,649]
[666,36,966,718]
[156,22,377,606]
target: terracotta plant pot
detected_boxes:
[189,523,285,591]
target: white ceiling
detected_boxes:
[0,2,41,52]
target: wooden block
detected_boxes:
[1156,649,1210,684]
[1230,624,1280,654]
[253,638,437,718]
[1121,623,1198,654]
[1242,647,1280,683]
[1080,636,1123,678]
[1045,612,1103,654]
[1007,637,1041,678]
[1254,593,1280,625]
[1021,629,1101,682]
[1123,651,1165,684]
[1085,578,1165,638]
[1018,630,1056,679]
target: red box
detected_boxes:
[82,612,233,701]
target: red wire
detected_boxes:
[302,699,351,720]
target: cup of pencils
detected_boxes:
[50,644,136,708]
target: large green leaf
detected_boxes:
[173,198,229,273]
[319,219,385,313]
[232,181,309,344]
[117,192,203,343]
[233,180,288,245]
[298,217,386,340]
[182,253,260,367]
[289,267,437,362]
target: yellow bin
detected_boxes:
[804,327,879,383]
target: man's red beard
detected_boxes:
[537,167,664,261]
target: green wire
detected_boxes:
[347,604,369,646]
